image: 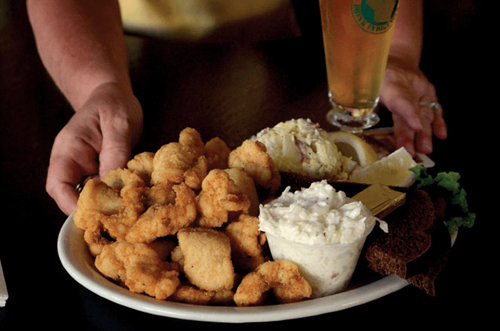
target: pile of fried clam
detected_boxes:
[74,128,312,306]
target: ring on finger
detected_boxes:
[419,101,441,113]
[76,176,93,193]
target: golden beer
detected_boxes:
[320,0,399,120]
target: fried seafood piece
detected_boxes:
[225,214,267,271]
[209,289,235,305]
[75,170,146,252]
[224,168,259,217]
[83,222,114,256]
[233,260,312,306]
[195,169,251,228]
[169,285,235,305]
[101,168,145,218]
[95,241,180,300]
[147,237,178,261]
[233,272,269,306]
[127,151,155,183]
[177,227,235,292]
[125,182,197,244]
[74,179,119,256]
[169,285,214,305]
[228,140,281,196]
[150,142,208,190]
[74,178,123,230]
[150,127,208,189]
[103,168,145,196]
[205,137,231,171]
[178,127,206,158]
[143,181,176,209]
[170,245,184,269]
[98,169,146,240]
[75,168,145,231]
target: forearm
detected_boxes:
[27,0,131,110]
[390,0,424,67]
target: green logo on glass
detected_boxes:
[351,0,399,34]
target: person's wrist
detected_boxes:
[386,44,421,71]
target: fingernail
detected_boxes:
[439,126,448,139]
[414,119,423,132]
[423,139,433,154]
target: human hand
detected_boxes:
[380,56,447,156]
[46,83,143,215]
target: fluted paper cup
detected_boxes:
[265,223,374,298]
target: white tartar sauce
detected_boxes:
[259,180,377,245]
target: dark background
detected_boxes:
[0,1,492,329]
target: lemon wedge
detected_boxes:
[329,131,380,167]
[349,147,417,187]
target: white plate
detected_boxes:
[0,260,8,307]
[57,213,409,323]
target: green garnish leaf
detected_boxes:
[410,165,475,234]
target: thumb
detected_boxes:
[98,122,133,179]
[99,143,131,179]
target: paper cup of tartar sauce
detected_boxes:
[265,228,373,298]
[259,180,380,298]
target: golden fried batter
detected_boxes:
[149,127,208,190]
[102,168,145,197]
[99,168,146,240]
[195,169,251,228]
[233,272,270,306]
[177,227,235,292]
[170,245,184,270]
[125,182,197,244]
[228,140,281,196]
[225,214,267,271]
[74,178,123,230]
[234,260,312,306]
[95,241,180,300]
[178,127,206,158]
[83,222,113,256]
[224,168,259,217]
[143,181,176,209]
[168,285,214,305]
[126,152,155,183]
[150,142,208,189]
[209,289,235,305]
[205,137,231,171]
[168,285,235,305]
[147,237,178,261]
[75,169,146,252]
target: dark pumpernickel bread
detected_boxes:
[364,189,437,279]
[406,219,451,296]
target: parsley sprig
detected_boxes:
[410,165,476,234]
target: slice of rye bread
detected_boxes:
[278,171,452,294]
[406,219,451,296]
[364,189,438,279]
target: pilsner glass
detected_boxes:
[319,0,400,133]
